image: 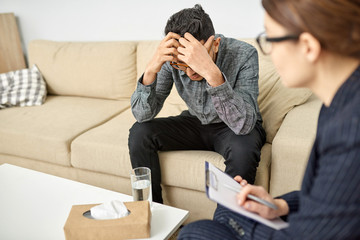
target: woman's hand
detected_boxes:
[236,183,290,219]
[234,175,248,187]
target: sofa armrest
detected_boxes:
[270,95,322,197]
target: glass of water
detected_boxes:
[130,167,152,207]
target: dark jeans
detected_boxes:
[128,111,266,203]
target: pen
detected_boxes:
[223,183,278,210]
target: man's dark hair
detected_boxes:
[164,4,215,41]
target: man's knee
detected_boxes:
[232,142,261,161]
[222,141,261,184]
[129,122,155,147]
[223,139,261,164]
[130,121,152,138]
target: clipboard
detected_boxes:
[205,161,289,230]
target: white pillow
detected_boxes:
[0,65,47,109]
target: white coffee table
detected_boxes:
[0,164,189,240]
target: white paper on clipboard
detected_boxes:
[205,161,289,230]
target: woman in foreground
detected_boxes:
[178,0,360,239]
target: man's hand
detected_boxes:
[178,33,224,86]
[236,183,290,219]
[143,32,181,85]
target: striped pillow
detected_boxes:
[0,65,47,109]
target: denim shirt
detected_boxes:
[131,34,262,135]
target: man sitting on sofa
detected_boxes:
[128,4,265,203]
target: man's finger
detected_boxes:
[165,38,180,49]
[204,35,215,50]
[178,37,190,48]
[163,47,179,57]
[177,50,185,62]
[183,32,197,42]
[165,32,181,41]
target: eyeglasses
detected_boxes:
[256,32,299,55]
[170,61,189,71]
[170,41,214,71]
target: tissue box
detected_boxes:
[64,201,151,240]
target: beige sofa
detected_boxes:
[0,38,322,223]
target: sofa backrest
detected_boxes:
[28,39,312,144]
[242,39,312,143]
[28,40,137,100]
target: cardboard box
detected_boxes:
[64,201,151,240]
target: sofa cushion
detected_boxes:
[28,40,137,100]
[159,143,271,192]
[71,103,192,178]
[71,108,135,177]
[0,96,130,166]
[71,106,271,192]
[0,65,47,109]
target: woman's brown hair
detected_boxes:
[262,0,360,59]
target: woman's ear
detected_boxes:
[299,32,321,63]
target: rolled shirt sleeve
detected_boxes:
[130,64,173,122]
[207,73,257,135]
[207,47,260,135]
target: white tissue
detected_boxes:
[90,200,130,220]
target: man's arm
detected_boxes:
[178,33,221,86]
[207,47,259,135]
[177,34,259,135]
[131,64,173,122]
[131,32,180,122]
[142,32,180,85]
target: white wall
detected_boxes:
[1,0,264,55]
